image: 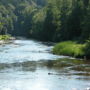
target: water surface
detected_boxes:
[0,39,90,90]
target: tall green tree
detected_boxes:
[81,1,90,40]
[42,4,56,41]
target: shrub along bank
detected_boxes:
[0,35,14,44]
[0,35,11,40]
[52,41,90,59]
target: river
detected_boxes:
[0,39,90,90]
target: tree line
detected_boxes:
[0,0,90,42]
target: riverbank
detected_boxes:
[52,41,90,59]
[0,35,15,44]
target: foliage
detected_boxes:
[84,40,90,58]
[0,0,90,42]
[30,0,90,42]
[52,41,85,57]
[81,3,90,41]
[0,0,45,36]
[0,35,11,40]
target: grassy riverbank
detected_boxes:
[0,35,11,40]
[0,35,15,44]
[52,41,88,58]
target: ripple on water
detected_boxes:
[0,40,67,63]
[0,40,90,90]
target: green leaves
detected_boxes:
[53,41,85,57]
[0,0,90,44]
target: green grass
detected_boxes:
[0,35,11,40]
[52,41,85,57]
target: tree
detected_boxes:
[81,2,90,41]
[42,3,56,41]
[66,0,83,40]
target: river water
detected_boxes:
[0,39,90,90]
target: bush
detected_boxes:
[0,35,11,40]
[52,41,85,57]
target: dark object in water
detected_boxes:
[48,73,53,75]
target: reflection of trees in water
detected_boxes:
[47,60,54,68]
[21,61,37,72]
[0,61,37,72]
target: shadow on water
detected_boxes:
[0,59,90,90]
[0,61,37,72]
[0,58,90,77]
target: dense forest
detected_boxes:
[0,0,90,58]
[0,0,90,41]
[0,0,46,36]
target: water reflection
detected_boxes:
[0,59,90,90]
[0,40,90,90]
[0,58,90,76]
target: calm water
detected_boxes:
[0,39,90,90]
